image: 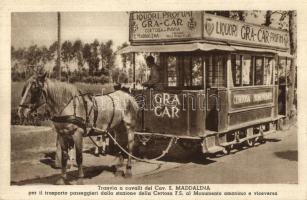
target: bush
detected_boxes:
[82,75,110,84]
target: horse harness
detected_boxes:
[51,92,115,137]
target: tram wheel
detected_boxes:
[245,139,255,147]
[277,118,285,131]
[259,137,266,144]
[178,139,200,152]
[235,143,244,151]
[222,145,232,155]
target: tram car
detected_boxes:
[118,11,293,155]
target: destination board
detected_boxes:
[129,11,202,42]
[230,87,274,109]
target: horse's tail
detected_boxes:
[125,95,140,124]
[127,95,139,114]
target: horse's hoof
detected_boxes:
[114,170,124,177]
[66,163,72,169]
[124,172,132,178]
[56,178,66,185]
[53,164,62,169]
[78,171,85,179]
[76,178,84,185]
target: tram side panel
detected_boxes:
[135,89,206,138]
[202,86,278,154]
[228,86,277,130]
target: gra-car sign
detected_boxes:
[129,11,202,42]
[153,93,181,119]
[203,13,290,49]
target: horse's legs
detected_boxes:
[72,130,84,179]
[56,135,69,185]
[114,152,125,177]
[125,126,135,178]
[55,134,62,168]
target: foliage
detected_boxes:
[11,38,116,83]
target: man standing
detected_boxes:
[142,56,162,90]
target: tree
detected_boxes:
[100,40,115,76]
[91,39,100,75]
[206,11,247,21]
[262,10,297,119]
[82,43,92,75]
[118,42,133,70]
[25,45,45,74]
[73,40,84,73]
[288,11,297,118]
[61,40,74,81]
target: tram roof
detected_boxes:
[117,42,293,58]
[116,43,234,54]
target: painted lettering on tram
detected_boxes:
[233,94,251,105]
[232,90,273,108]
[204,13,289,49]
[130,11,202,41]
[153,93,181,119]
[253,92,272,102]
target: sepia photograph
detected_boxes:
[1,1,307,199]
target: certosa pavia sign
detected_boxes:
[129,11,202,42]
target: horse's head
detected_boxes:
[18,73,48,121]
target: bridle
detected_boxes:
[19,79,48,114]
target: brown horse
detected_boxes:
[18,73,139,184]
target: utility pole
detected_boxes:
[57,12,61,80]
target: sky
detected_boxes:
[11,11,284,51]
[11,12,130,50]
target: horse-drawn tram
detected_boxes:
[118,11,293,155]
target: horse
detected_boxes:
[18,73,139,184]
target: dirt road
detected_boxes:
[11,124,297,185]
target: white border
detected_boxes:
[1,0,307,200]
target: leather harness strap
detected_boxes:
[105,94,115,132]
[51,93,114,137]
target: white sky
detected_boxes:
[11,11,284,51]
[11,12,130,50]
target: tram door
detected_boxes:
[277,57,287,116]
[205,54,227,131]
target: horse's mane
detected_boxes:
[45,79,79,107]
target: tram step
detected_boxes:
[219,130,276,147]
[206,146,225,154]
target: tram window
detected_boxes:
[286,58,292,84]
[183,56,192,86]
[242,55,252,86]
[278,57,286,84]
[264,57,274,85]
[274,59,279,85]
[205,57,213,87]
[207,55,226,87]
[254,57,264,85]
[231,55,241,86]
[191,56,203,86]
[231,54,252,87]
[182,55,203,87]
[167,55,179,87]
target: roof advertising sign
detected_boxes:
[203,13,290,49]
[129,11,202,42]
